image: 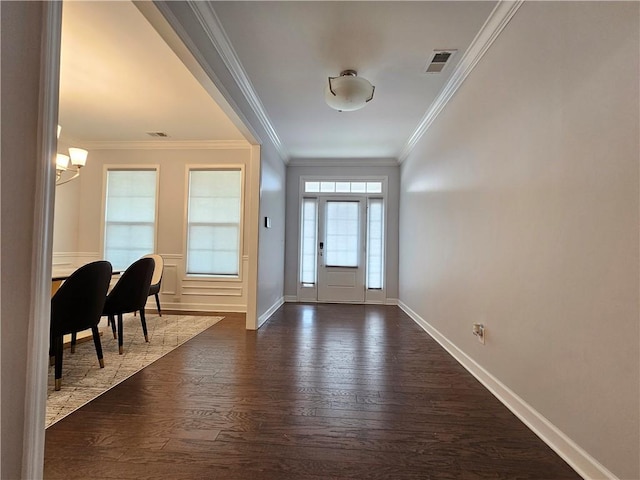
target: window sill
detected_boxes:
[184,274,241,283]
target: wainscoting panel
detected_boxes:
[182,286,243,297]
[158,254,182,307]
[161,264,178,296]
[55,252,248,314]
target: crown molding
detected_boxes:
[288,157,399,168]
[398,0,523,164]
[80,140,251,150]
[188,2,289,164]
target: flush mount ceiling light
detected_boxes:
[325,70,375,112]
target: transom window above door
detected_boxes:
[304,180,382,194]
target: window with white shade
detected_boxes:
[367,198,384,289]
[300,198,317,286]
[186,169,242,276]
[104,169,157,270]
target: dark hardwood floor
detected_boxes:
[44,304,581,479]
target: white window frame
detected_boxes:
[100,165,160,270]
[183,164,245,281]
[297,175,388,303]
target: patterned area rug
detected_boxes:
[46,313,223,427]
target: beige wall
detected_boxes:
[257,144,286,323]
[399,2,639,478]
[53,146,257,313]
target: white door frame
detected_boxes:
[317,196,366,303]
[296,176,388,304]
[23,1,62,478]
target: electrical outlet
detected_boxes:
[472,323,485,344]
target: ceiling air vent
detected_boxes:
[146,131,169,138]
[424,49,457,74]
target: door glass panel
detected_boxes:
[367,198,384,289]
[325,201,359,267]
[300,198,318,285]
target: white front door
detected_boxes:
[317,198,365,303]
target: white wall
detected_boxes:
[53,146,257,313]
[1,2,49,477]
[256,144,286,325]
[399,3,639,479]
[285,164,400,302]
[52,140,80,256]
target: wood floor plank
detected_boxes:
[44,305,581,479]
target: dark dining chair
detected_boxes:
[50,260,113,391]
[102,257,155,354]
[143,253,164,316]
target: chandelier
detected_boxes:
[56,125,88,186]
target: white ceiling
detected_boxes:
[58,1,498,161]
[58,1,244,145]
[212,1,497,160]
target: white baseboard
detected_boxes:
[283,296,398,306]
[398,300,617,480]
[257,297,284,328]
[160,301,246,313]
